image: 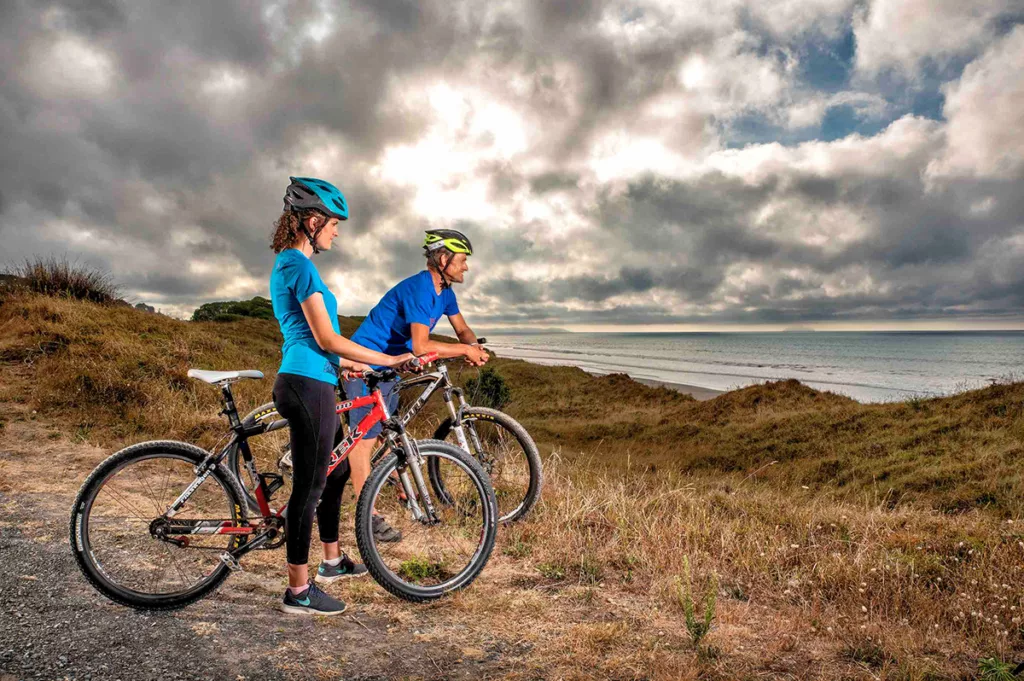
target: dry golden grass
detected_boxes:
[3,290,1024,679]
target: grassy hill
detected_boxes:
[3,290,1023,515]
[2,289,1024,678]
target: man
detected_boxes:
[343,228,489,542]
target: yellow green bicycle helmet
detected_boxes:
[424,229,473,256]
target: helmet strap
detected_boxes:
[429,250,452,289]
[300,212,323,255]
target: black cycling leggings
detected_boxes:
[272,372,350,566]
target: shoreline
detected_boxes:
[632,376,724,401]
[486,345,726,401]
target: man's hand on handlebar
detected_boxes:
[464,344,489,366]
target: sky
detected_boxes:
[1,0,1023,331]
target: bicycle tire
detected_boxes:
[227,399,284,509]
[431,407,542,523]
[355,439,497,602]
[70,440,248,611]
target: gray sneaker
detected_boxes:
[372,514,402,543]
[315,553,368,584]
[280,581,346,616]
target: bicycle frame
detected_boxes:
[158,374,440,567]
[370,361,477,463]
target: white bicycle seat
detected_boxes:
[187,369,265,385]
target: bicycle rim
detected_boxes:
[74,449,241,606]
[433,410,540,522]
[356,443,496,601]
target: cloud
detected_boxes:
[928,26,1024,178]
[853,0,1019,75]
[0,0,1022,329]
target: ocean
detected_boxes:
[483,331,1024,403]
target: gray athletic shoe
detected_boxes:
[315,553,368,584]
[372,514,402,543]
[280,581,346,616]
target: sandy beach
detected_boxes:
[633,376,724,400]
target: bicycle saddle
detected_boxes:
[187,369,265,385]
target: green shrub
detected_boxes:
[979,657,1021,681]
[6,256,120,304]
[465,367,511,409]
[192,296,274,322]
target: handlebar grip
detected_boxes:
[414,352,439,366]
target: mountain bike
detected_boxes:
[70,355,498,610]
[228,340,542,523]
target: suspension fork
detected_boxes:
[393,431,439,523]
[443,383,473,452]
[447,387,485,455]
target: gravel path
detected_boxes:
[0,492,290,681]
[0,406,513,681]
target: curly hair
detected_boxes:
[270,208,325,253]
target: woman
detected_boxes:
[269,176,415,616]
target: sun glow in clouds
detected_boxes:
[374,82,529,223]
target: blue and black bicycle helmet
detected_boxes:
[283,176,349,220]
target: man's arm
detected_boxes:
[447,313,478,346]
[409,322,488,365]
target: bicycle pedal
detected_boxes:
[219,552,242,572]
[260,472,285,495]
[278,450,293,469]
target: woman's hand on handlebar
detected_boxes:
[399,352,438,373]
[387,352,426,373]
[342,360,373,373]
[384,352,415,368]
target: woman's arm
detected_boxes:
[300,293,411,366]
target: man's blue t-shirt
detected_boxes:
[351,270,459,359]
[269,249,341,385]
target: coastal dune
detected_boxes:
[2,290,1023,679]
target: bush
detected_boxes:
[192,296,274,322]
[465,367,511,409]
[5,256,120,304]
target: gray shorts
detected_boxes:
[342,377,400,438]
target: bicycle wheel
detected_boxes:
[355,439,497,602]
[431,407,542,523]
[70,440,248,610]
[228,402,294,511]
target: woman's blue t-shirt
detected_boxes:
[269,249,341,385]
[351,270,459,361]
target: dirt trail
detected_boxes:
[0,401,523,681]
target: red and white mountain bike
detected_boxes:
[70,353,499,609]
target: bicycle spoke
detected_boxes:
[84,453,235,598]
[368,451,488,590]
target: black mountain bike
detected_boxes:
[229,341,542,523]
[71,358,498,609]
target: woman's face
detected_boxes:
[311,216,341,251]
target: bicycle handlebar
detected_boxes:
[344,352,440,382]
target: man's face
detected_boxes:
[443,252,469,283]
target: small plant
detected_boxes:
[579,554,603,585]
[503,529,532,558]
[465,367,511,409]
[537,561,566,580]
[7,256,120,304]
[397,556,446,583]
[979,657,1021,681]
[676,556,718,647]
